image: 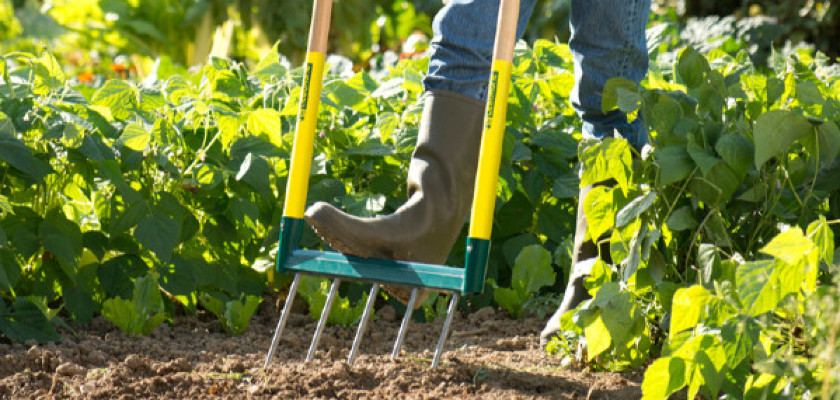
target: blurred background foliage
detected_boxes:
[0,0,836,81]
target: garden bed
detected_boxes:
[0,300,641,399]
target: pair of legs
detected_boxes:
[306,0,650,343]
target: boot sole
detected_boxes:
[305,215,430,309]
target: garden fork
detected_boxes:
[264,0,520,369]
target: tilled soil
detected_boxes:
[0,299,641,399]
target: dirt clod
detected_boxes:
[56,363,85,377]
[376,305,397,321]
[468,306,496,324]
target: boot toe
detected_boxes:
[304,202,386,260]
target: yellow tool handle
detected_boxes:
[469,0,520,240]
[283,0,333,219]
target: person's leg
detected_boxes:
[424,0,537,101]
[540,0,651,347]
[305,1,537,303]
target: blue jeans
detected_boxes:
[423,0,651,149]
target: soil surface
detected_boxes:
[0,297,642,399]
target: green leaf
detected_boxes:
[583,186,615,241]
[0,298,60,343]
[102,274,165,335]
[697,244,721,289]
[641,357,687,400]
[198,293,262,335]
[715,134,754,178]
[0,133,53,182]
[583,310,612,357]
[374,112,399,143]
[297,276,365,327]
[670,285,711,336]
[703,162,740,203]
[493,287,524,318]
[92,80,136,120]
[159,257,198,309]
[602,77,639,113]
[801,120,840,169]
[134,214,180,262]
[760,227,814,266]
[654,146,694,186]
[721,318,755,369]
[552,175,579,198]
[346,140,395,157]
[32,51,65,94]
[531,130,578,159]
[212,70,248,98]
[687,146,721,176]
[807,216,834,265]
[253,45,287,84]
[795,80,824,105]
[502,234,541,268]
[753,110,812,168]
[101,298,140,334]
[534,39,572,67]
[736,260,778,316]
[61,123,84,149]
[246,108,282,146]
[512,245,555,294]
[651,97,684,142]
[341,194,386,217]
[152,118,181,147]
[63,286,94,324]
[0,195,12,216]
[536,205,569,244]
[580,138,632,193]
[0,111,13,136]
[666,206,697,231]
[79,133,116,162]
[194,163,223,190]
[133,274,164,315]
[39,210,83,266]
[615,191,657,227]
[0,249,21,293]
[600,290,638,348]
[677,47,709,89]
[98,255,148,299]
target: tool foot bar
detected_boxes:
[283,250,467,293]
[347,282,379,365]
[264,273,302,367]
[431,293,459,369]
[306,277,341,362]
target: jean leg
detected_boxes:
[569,0,651,149]
[423,0,538,102]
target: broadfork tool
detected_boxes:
[264,0,520,369]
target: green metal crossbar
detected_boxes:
[275,217,490,294]
[264,0,519,370]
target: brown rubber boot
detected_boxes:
[540,182,614,347]
[304,90,485,305]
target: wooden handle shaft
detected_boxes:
[492,0,520,62]
[308,0,332,53]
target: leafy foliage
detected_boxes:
[546,19,840,398]
[492,244,555,318]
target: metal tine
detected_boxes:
[431,293,459,369]
[306,277,341,362]
[347,282,380,365]
[390,288,419,360]
[264,273,302,368]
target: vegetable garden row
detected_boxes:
[1,13,840,399]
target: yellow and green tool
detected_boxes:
[265,0,520,369]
